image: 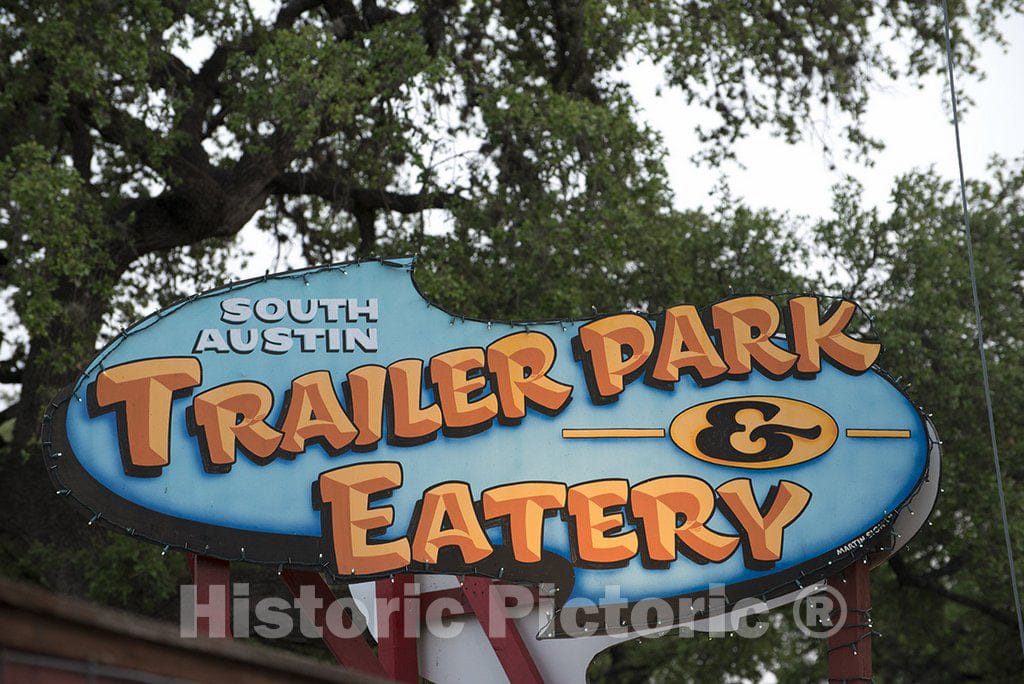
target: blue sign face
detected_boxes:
[45,259,937,634]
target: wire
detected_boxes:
[939,0,1024,659]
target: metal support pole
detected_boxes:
[462,577,545,684]
[186,553,232,638]
[375,574,420,682]
[827,562,872,682]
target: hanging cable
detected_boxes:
[939,0,1024,659]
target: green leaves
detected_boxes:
[0,143,111,347]
[223,14,435,153]
[807,164,1024,681]
[1,2,1023,679]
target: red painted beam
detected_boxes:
[279,569,387,678]
[461,578,544,684]
[827,562,873,682]
[375,574,420,683]
[186,553,232,638]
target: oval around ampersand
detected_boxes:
[669,396,839,468]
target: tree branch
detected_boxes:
[276,0,325,29]
[549,0,601,104]
[888,556,1017,628]
[270,172,458,255]
[0,401,18,423]
[66,105,94,181]
[352,187,458,213]
[270,172,458,213]
[321,0,411,40]
[361,0,403,27]
[353,203,376,257]
[0,360,22,385]
[419,0,457,57]
[114,141,292,262]
[96,2,431,265]
[178,1,325,145]
[86,103,165,173]
[150,49,194,93]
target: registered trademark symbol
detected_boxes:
[792,584,847,638]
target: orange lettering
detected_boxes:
[710,297,797,377]
[716,478,811,566]
[346,365,387,450]
[189,381,283,471]
[487,332,572,422]
[429,348,497,435]
[786,297,880,374]
[277,371,357,455]
[630,477,739,563]
[317,463,410,575]
[649,305,728,385]
[566,480,638,565]
[482,482,567,563]
[575,315,654,403]
[387,359,442,445]
[91,357,202,475]
[411,483,493,564]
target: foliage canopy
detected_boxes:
[1,1,1023,681]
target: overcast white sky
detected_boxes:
[633,15,1024,219]
[233,11,1024,275]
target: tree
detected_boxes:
[812,166,1024,681]
[586,165,1024,682]
[1,0,1022,680]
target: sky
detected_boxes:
[632,15,1024,220]
[0,7,1017,674]
[2,5,1021,388]
[233,10,1024,273]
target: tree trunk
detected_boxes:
[1,281,111,593]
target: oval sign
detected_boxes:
[43,260,938,636]
[670,396,839,468]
